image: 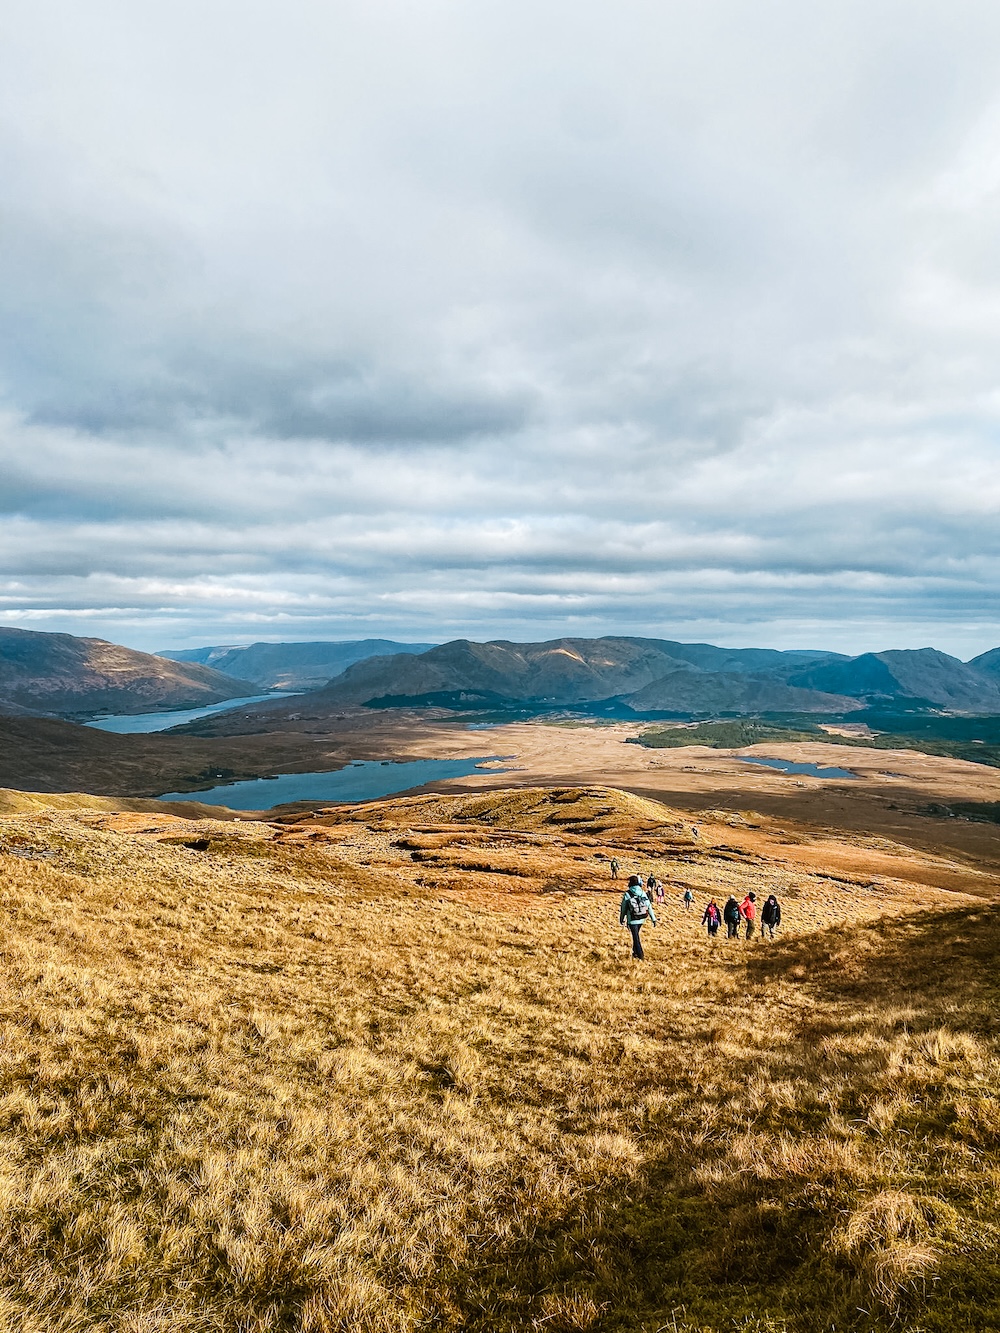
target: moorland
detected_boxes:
[4,627,1000,1329]
[0,783,998,1331]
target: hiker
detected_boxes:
[651,878,665,905]
[620,873,657,960]
[761,894,782,938]
[701,898,721,937]
[741,892,757,940]
[610,858,619,881]
[647,873,657,897]
[727,897,744,937]
[682,887,694,911]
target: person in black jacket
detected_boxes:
[723,896,741,939]
[761,894,782,938]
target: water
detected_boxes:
[85,693,300,734]
[157,756,510,810]
[741,756,857,780]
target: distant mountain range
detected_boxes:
[0,627,257,718]
[308,637,851,713]
[158,639,436,691]
[786,649,1000,712]
[308,636,1000,716]
[6,628,1000,721]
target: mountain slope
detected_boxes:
[619,667,855,714]
[317,636,858,714]
[158,639,436,690]
[649,641,847,680]
[319,637,687,705]
[0,627,258,717]
[968,646,1000,679]
[790,648,1000,711]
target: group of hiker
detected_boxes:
[617,869,783,961]
[699,891,781,940]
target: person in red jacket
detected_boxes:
[740,892,757,940]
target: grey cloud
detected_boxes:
[3,0,1000,654]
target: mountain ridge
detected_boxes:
[0,627,258,717]
[314,636,859,714]
[789,647,1000,711]
[158,639,436,691]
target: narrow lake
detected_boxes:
[85,693,300,734]
[740,756,858,780]
[157,756,510,810]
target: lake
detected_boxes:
[740,756,858,780]
[157,756,510,810]
[85,693,300,734]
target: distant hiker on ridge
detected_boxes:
[683,887,694,912]
[610,858,619,881]
[620,874,656,960]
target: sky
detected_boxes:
[3,0,1000,657]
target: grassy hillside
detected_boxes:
[0,787,996,1331]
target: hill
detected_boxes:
[969,645,1000,679]
[0,713,357,797]
[644,639,846,678]
[0,626,258,717]
[158,639,436,690]
[789,647,1000,711]
[0,786,995,1331]
[318,636,857,714]
[619,665,853,713]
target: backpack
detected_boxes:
[683,888,694,902]
[627,890,649,920]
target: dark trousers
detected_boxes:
[726,921,738,938]
[628,923,645,959]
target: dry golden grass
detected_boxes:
[0,786,996,1331]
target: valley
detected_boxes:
[4,627,1000,1329]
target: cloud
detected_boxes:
[2,0,1000,654]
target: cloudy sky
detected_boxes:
[3,0,1000,655]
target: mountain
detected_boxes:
[643,641,847,680]
[313,636,858,714]
[789,648,1000,711]
[0,627,258,718]
[968,647,1000,679]
[158,639,437,691]
[619,667,854,714]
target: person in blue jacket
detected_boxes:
[620,874,657,960]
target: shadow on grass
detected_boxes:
[441,904,1000,1333]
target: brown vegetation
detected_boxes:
[0,785,996,1330]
